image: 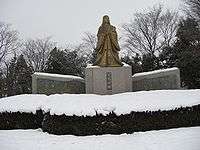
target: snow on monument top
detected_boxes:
[33,72,84,81]
[133,67,179,77]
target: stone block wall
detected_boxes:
[132,67,181,92]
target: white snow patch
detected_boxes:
[133,67,179,77]
[87,62,130,68]
[0,90,200,116]
[0,127,199,150]
[33,72,84,80]
[0,94,47,113]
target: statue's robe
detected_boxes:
[93,24,123,67]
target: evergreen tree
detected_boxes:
[176,18,200,88]
[161,18,200,88]
[6,56,17,96]
[89,50,97,64]
[15,55,32,95]
[63,50,85,77]
[122,54,142,75]
[0,71,5,98]
[45,47,86,77]
[159,46,176,68]
[45,47,66,74]
[141,54,161,72]
[6,55,32,96]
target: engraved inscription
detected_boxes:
[106,72,112,90]
[36,78,85,95]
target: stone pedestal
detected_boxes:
[85,64,132,95]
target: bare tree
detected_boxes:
[22,37,56,72]
[183,0,200,22]
[82,32,97,51]
[79,32,97,56]
[77,32,97,63]
[122,5,179,57]
[0,22,20,65]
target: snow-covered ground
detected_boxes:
[0,90,200,116]
[0,127,199,150]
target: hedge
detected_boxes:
[0,110,43,129]
[0,105,200,135]
[42,105,200,135]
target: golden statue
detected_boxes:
[93,15,123,67]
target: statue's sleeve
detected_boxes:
[110,26,120,51]
[96,27,104,52]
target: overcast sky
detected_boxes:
[0,0,180,46]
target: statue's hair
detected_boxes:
[102,15,110,25]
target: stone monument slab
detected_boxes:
[132,67,181,91]
[32,72,85,95]
[85,64,132,95]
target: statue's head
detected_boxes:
[102,15,110,25]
